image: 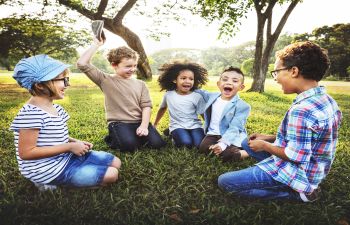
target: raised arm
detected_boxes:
[77,38,104,67]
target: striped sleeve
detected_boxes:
[10,106,44,131]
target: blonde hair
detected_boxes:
[106,46,139,65]
[29,69,70,97]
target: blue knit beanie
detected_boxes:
[13,54,70,90]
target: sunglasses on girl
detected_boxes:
[52,77,70,87]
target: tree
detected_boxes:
[0,16,88,70]
[195,0,300,92]
[1,0,191,80]
[241,58,254,77]
[57,0,155,79]
[294,23,350,79]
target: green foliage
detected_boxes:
[0,15,90,70]
[269,33,294,63]
[241,58,254,77]
[294,23,350,79]
[194,0,253,40]
[0,73,349,224]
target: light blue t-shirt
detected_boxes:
[160,90,206,132]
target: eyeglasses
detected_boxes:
[270,67,290,79]
[52,77,70,87]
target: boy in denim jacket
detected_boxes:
[198,67,251,162]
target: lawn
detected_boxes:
[0,72,349,225]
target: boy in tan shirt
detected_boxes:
[77,38,166,152]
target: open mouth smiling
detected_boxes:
[224,87,233,92]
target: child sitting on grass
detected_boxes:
[77,37,166,152]
[10,55,121,190]
[154,61,208,149]
[218,41,342,202]
[198,67,251,162]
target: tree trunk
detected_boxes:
[105,20,152,80]
[249,8,266,93]
[58,0,152,80]
[249,0,299,92]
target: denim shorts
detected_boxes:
[50,150,115,187]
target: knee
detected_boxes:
[241,138,249,151]
[217,173,236,192]
[103,167,119,184]
[218,174,228,189]
[111,157,121,169]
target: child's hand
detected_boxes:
[136,126,149,136]
[93,37,104,47]
[70,142,90,156]
[82,141,93,150]
[247,139,266,152]
[209,144,223,156]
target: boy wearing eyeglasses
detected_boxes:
[10,55,121,190]
[197,67,251,162]
[218,41,342,202]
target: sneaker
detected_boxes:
[300,187,321,202]
[163,128,170,137]
[220,146,242,162]
[34,182,57,192]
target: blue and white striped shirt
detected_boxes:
[10,104,73,184]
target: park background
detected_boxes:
[1,0,349,224]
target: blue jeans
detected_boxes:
[50,151,114,187]
[171,128,205,149]
[218,166,301,201]
[106,122,166,152]
[218,138,302,201]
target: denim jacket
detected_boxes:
[197,90,251,147]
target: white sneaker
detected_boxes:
[34,182,57,191]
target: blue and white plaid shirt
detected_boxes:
[257,86,342,194]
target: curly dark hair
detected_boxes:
[158,60,208,91]
[276,41,330,81]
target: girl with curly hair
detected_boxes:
[154,61,208,149]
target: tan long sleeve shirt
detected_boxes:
[77,63,152,124]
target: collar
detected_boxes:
[217,93,240,104]
[293,86,326,104]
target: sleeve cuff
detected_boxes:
[218,142,228,151]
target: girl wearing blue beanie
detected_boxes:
[10,54,121,190]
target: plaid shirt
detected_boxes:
[257,86,342,194]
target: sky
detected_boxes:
[104,0,349,54]
[1,0,349,54]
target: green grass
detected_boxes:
[0,72,349,225]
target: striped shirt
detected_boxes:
[10,104,73,184]
[257,86,342,194]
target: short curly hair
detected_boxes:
[276,41,330,81]
[158,60,208,91]
[106,46,139,65]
